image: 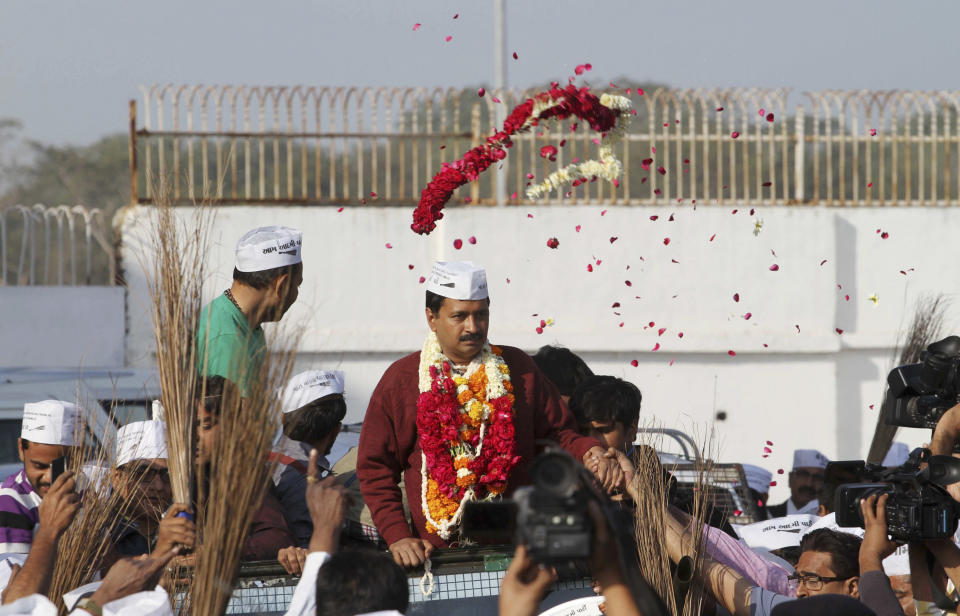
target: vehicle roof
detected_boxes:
[0,368,160,416]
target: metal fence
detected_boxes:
[0,204,115,286]
[130,85,960,207]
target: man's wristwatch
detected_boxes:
[75,597,103,616]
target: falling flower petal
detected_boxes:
[337,207,344,212]
[759,108,766,117]
[413,23,422,31]
[586,264,593,272]
[536,327,543,334]
[731,131,740,139]
[539,145,558,161]
[769,481,777,487]
[512,51,518,60]
[657,166,666,175]
[881,232,889,239]
[678,332,684,338]
[453,13,459,18]
[652,343,661,351]
[385,242,393,249]
[763,447,772,454]
[820,259,828,266]
[716,106,724,112]
[734,509,743,516]
[546,237,559,249]
[663,237,671,245]
[761,181,772,187]
[408,264,414,270]
[867,182,873,188]
[575,225,582,232]
[728,350,736,356]
[445,35,452,42]
[601,210,608,216]
[777,469,784,474]
[766,113,775,122]
[468,236,477,245]
[418,276,426,283]
[733,293,740,302]
[743,312,752,320]
[869,128,877,136]
[868,293,879,305]
[769,264,779,271]
[709,234,716,242]
[650,215,659,221]
[625,280,632,286]
[477,87,485,97]
[836,328,844,334]
[453,238,463,250]
[766,440,773,446]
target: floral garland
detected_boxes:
[411,84,622,235]
[416,332,520,540]
[526,93,632,199]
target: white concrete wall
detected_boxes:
[0,286,125,368]
[118,204,960,504]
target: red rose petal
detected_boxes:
[766,113,775,122]
[766,440,773,446]
[763,447,772,454]
[777,469,784,474]
[657,166,666,175]
[733,293,740,302]
[769,481,777,487]
[413,23,422,31]
[445,35,452,42]
[575,225,581,232]
[881,232,889,239]
[610,237,618,244]
[663,237,671,245]
[477,87,485,97]
[731,131,740,139]
[586,264,593,272]
[453,13,459,18]
[728,350,736,356]
[650,215,659,221]
[759,108,765,117]
[625,280,632,286]
[769,264,779,271]
[869,128,877,136]
[716,106,724,112]
[546,237,559,249]
[337,207,344,212]
[836,328,844,334]
[385,242,393,249]
[512,51,518,60]
[761,181,772,187]
[453,238,463,250]
[820,259,828,266]
[418,276,426,283]
[630,359,639,367]
[408,264,414,270]
[658,327,666,336]
[468,236,477,245]
[491,96,501,104]
[678,332,684,338]
[612,302,621,308]
[652,343,661,352]
[709,234,717,242]
[600,210,608,216]
[536,327,543,335]
[743,312,752,320]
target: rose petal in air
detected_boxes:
[453,238,463,250]
[766,113,775,122]
[716,106,724,112]
[601,210,608,216]
[769,264,779,271]
[610,237,618,244]
[385,242,393,249]
[586,264,593,272]
[652,343,661,352]
[453,13,459,18]
[625,280,632,286]
[546,237,559,249]
[881,232,889,239]
[418,276,426,283]
[658,327,666,336]
[728,350,736,357]
[477,87,485,97]
[761,182,772,187]
[536,327,543,335]
[491,96,501,104]
[663,237,670,245]
[445,35,452,42]
[468,236,477,245]
[657,166,666,175]
[631,359,639,367]
[413,23,422,31]
[408,264,414,270]
[759,108,765,117]
[869,128,877,136]
[678,332,684,338]
[512,51,518,60]
[763,447,772,454]
[650,215,658,221]
[733,293,740,302]
[337,207,344,212]
[731,131,740,139]
[743,312,752,320]
[836,328,844,335]
[820,259,828,266]
[709,234,716,242]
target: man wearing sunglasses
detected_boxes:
[767,449,830,518]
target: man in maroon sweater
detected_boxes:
[358,261,622,567]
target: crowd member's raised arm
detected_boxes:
[1,471,79,605]
[283,449,349,616]
[857,494,906,616]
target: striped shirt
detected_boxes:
[0,469,41,553]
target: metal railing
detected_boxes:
[130,85,960,206]
[0,204,115,286]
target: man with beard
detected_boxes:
[106,420,196,561]
[767,449,828,518]
[358,261,623,567]
[0,400,81,554]
[197,226,303,396]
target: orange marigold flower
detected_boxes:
[457,389,473,405]
[491,345,502,355]
[456,473,477,487]
[454,457,471,470]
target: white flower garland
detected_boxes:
[526,93,633,199]
[417,331,510,540]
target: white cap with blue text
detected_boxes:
[426,261,488,300]
[21,400,81,447]
[792,449,829,470]
[116,420,168,467]
[280,370,345,414]
[235,225,303,273]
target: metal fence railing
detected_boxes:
[0,204,115,286]
[130,85,960,207]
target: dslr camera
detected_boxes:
[461,449,598,564]
[833,447,960,541]
[886,336,960,429]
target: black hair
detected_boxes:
[282,395,346,443]
[425,290,490,315]
[798,528,862,580]
[568,375,642,428]
[195,375,232,417]
[314,547,409,616]
[232,262,302,291]
[531,345,594,397]
[20,439,31,450]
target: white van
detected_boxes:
[0,368,160,480]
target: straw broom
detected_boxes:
[866,294,947,464]
[183,341,297,616]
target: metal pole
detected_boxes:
[493,0,508,206]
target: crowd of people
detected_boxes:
[1,225,960,616]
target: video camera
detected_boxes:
[833,447,960,541]
[886,336,960,429]
[460,449,599,564]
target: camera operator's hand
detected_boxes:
[583,446,624,494]
[498,544,557,616]
[931,403,960,458]
[860,493,899,573]
[389,537,434,568]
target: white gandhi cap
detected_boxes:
[280,370,345,414]
[115,420,168,467]
[740,463,773,494]
[235,226,303,273]
[426,261,488,300]
[21,400,81,447]
[792,449,829,470]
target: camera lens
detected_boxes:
[531,453,578,497]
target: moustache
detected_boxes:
[459,334,482,342]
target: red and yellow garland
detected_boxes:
[416,332,520,539]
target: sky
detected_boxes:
[1,0,959,146]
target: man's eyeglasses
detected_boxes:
[792,469,825,482]
[122,464,170,484]
[787,572,849,590]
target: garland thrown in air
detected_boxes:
[410,84,633,235]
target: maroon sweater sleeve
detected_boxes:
[509,347,602,461]
[357,358,416,547]
[241,486,296,561]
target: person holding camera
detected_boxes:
[357,261,623,568]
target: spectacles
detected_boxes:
[123,464,170,484]
[787,572,850,590]
[792,469,825,482]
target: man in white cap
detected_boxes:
[767,449,829,518]
[271,369,347,565]
[742,463,774,520]
[0,401,81,553]
[358,261,623,568]
[196,225,303,395]
[106,420,195,562]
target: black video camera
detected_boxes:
[886,336,960,429]
[461,450,596,564]
[834,448,960,541]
